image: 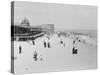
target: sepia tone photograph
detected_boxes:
[11,1,97,74]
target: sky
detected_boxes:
[14,1,97,30]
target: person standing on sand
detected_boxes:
[73,40,76,44]
[48,42,51,48]
[60,40,65,47]
[33,51,38,61]
[72,46,78,55]
[19,45,22,54]
[44,41,46,48]
[32,40,35,45]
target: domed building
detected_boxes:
[20,18,30,26]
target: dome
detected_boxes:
[20,18,30,26]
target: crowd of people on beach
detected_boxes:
[14,31,97,63]
[17,32,85,62]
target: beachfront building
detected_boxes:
[11,18,55,41]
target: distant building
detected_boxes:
[33,24,55,35]
[41,24,54,35]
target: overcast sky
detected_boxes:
[14,1,97,30]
